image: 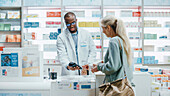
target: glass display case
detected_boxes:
[0,7,21,47]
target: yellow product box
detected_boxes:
[85,22,93,27]
[78,22,86,27]
[93,22,100,27]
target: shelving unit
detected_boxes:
[103,1,143,64]
[143,5,170,65]
[0,0,169,66]
[0,7,22,47]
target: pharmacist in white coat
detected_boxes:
[57,12,96,75]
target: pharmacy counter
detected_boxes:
[0,80,50,96]
[50,75,96,96]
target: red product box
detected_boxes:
[133,12,141,17]
[96,45,101,49]
[0,47,4,51]
[47,12,61,17]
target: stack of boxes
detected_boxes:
[144,20,161,27]
[144,56,158,64]
[78,22,100,27]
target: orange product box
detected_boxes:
[13,35,17,42]
[47,12,61,17]
[7,35,13,42]
[16,35,21,42]
[133,12,141,17]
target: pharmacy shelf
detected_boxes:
[44,64,61,65]
[0,42,21,44]
[144,6,170,9]
[0,31,21,35]
[144,51,170,54]
[103,6,141,9]
[24,27,60,29]
[78,27,100,32]
[28,40,57,44]
[23,18,61,21]
[144,27,169,29]
[144,17,170,18]
[144,40,170,45]
[143,64,170,66]
[64,6,101,9]
[0,19,20,20]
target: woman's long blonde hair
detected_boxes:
[101,15,132,66]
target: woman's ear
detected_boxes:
[107,25,111,31]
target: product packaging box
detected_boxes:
[16,35,21,42]
[24,22,32,28]
[0,13,6,19]
[85,22,93,27]
[7,11,20,19]
[78,22,86,27]
[47,12,61,17]
[93,22,100,27]
[0,24,4,30]
[4,24,11,31]
[31,22,39,28]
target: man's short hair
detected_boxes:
[64,12,76,19]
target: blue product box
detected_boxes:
[144,60,148,64]
[155,60,158,64]
[151,60,154,64]
[137,58,142,64]
[73,82,78,90]
[58,29,61,34]
[151,56,155,60]
[24,22,32,28]
[31,22,39,28]
[50,32,54,35]
[54,32,58,36]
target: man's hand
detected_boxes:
[67,66,80,71]
[91,64,98,73]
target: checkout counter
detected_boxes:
[0,72,151,96]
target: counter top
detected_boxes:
[0,80,50,90]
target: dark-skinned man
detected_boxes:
[57,12,96,75]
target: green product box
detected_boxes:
[0,24,4,31]
[153,34,157,39]
[4,24,11,31]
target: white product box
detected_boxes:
[7,11,20,19]
[0,13,6,19]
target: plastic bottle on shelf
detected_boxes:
[151,75,156,82]
[163,74,169,80]
[162,80,167,89]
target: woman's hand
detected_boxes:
[91,64,99,73]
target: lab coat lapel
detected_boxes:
[65,29,76,56]
[77,29,81,62]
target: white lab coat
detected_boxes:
[57,28,96,75]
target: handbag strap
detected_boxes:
[117,38,127,77]
[102,37,126,84]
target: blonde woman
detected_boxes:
[91,15,135,92]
